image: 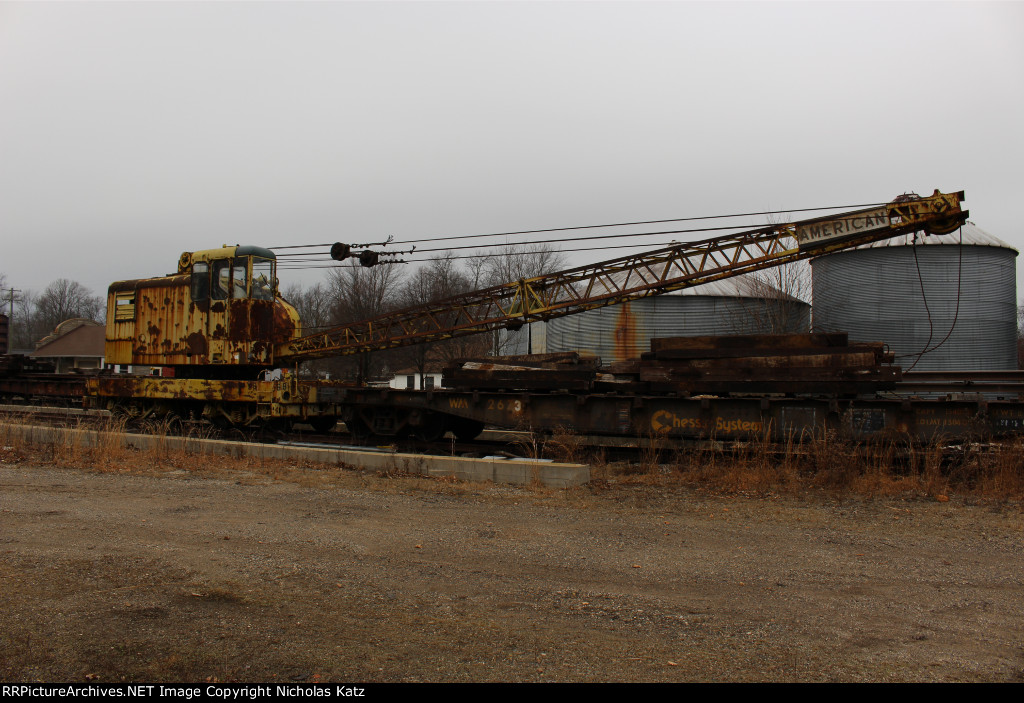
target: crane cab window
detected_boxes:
[211,260,230,300]
[114,291,136,321]
[231,262,247,299]
[196,253,276,302]
[191,262,210,301]
[252,258,274,300]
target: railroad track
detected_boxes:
[1,402,1015,469]
[0,403,541,459]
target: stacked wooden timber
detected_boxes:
[442,352,601,391]
[442,333,901,396]
[597,332,900,396]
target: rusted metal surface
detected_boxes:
[896,370,1024,396]
[105,246,300,370]
[340,387,1024,443]
[15,365,1020,441]
[442,353,603,392]
[106,274,194,366]
[84,374,358,427]
[443,368,597,392]
[0,373,86,399]
[280,190,967,362]
[795,192,965,249]
[612,301,640,362]
[451,352,595,368]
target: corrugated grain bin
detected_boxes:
[503,273,810,363]
[811,222,1018,371]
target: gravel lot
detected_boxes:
[1,458,1022,682]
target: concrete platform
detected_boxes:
[0,422,590,488]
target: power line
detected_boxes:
[273,221,767,263]
[276,238,701,270]
[268,201,887,251]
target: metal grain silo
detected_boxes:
[503,274,810,362]
[810,222,1018,371]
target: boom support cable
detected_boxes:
[268,202,889,251]
[275,191,966,363]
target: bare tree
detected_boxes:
[736,262,811,333]
[1017,301,1024,368]
[282,282,333,335]
[4,279,103,350]
[0,272,7,354]
[472,244,569,356]
[290,244,571,381]
[9,290,38,351]
[724,212,811,334]
[35,279,103,331]
[463,253,491,291]
[282,281,335,377]
[477,243,568,287]
[324,263,407,381]
[327,263,404,326]
[395,255,490,384]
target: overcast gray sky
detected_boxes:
[1,0,1022,301]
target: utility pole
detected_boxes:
[4,287,21,353]
[6,287,19,320]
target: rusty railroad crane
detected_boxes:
[89,190,970,435]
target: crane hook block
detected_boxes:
[330,242,351,261]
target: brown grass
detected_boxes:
[1,414,1022,502]
[593,428,1024,502]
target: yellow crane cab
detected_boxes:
[105,245,300,378]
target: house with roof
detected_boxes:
[30,318,105,373]
[389,363,446,391]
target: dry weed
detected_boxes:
[3,414,1024,502]
[545,426,585,464]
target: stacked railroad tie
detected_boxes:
[443,333,901,397]
[442,352,600,391]
[601,332,900,396]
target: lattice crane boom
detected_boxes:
[277,190,966,362]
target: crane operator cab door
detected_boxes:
[187,245,280,368]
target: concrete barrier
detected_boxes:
[0,422,590,488]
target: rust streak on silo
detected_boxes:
[613,301,639,362]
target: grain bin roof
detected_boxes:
[841,222,1017,253]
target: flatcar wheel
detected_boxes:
[412,413,447,443]
[344,416,373,440]
[308,416,338,434]
[228,427,253,443]
[253,422,288,444]
[450,418,485,442]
